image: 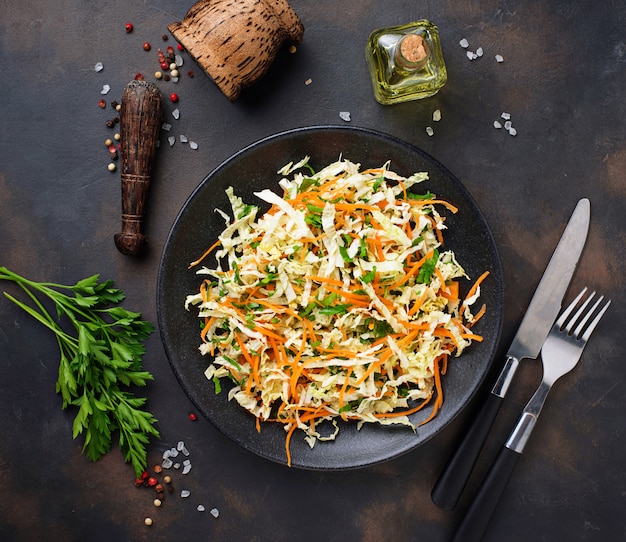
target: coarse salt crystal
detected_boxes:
[339,111,351,122]
[501,112,511,120]
[476,47,483,57]
[171,77,179,84]
[433,109,441,122]
[466,51,475,60]
[210,508,220,518]
[495,54,504,63]
[459,38,469,48]
[426,126,434,136]
[183,459,191,466]
[161,457,173,469]
[172,108,180,120]
[162,123,172,132]
[305,78,312,85]
[181,490,190,498]
[163,450,171,459]
[504,120,512,130]
[189,141,198,150]
[173,463,181,469]
[180,135,188,143]
[168,136,176,147]
[169,448,179,457]
[177,441,185,451]
[100,84,111,95]
[94,62,104,72]
[197,505,206,512]
[508,127,517,136]
[493,120,502,129]
[175,54,184,67]
[182,464,192,475]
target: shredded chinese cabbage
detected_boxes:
[185,157,487,465]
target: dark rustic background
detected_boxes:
[1,1,624,540]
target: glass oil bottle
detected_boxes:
[365,20,447,105]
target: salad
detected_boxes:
[185,157,488,465]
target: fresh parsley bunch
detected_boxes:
[0,266,159,477]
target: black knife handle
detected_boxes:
[450,446,521,542]
[431,392,503,510]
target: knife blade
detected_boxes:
[431,198,590,510]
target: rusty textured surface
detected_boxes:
[0,1,624,541]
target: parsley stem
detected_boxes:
[0,266,159,477]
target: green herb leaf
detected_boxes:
[407,190,435,200]
[319,304,351,315]
[359,237,368,259]
[236,204,258,219]
[361,266,377,284]
[417,249,439,283]
[298,176,318,192]
[339,246,353,263]
[306,203,325,213]
[372,320,394,338]
[0,266,159,477]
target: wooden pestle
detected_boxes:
[114,80,163,255]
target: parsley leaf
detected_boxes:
[0,267,159,477]
[417,249,440,283]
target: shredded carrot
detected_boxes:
[418,355,446,426]
[470,304,487,326]
[188,238,222,268]
[284,423,298,467]
[463,270,490,305]
[389,249,434,289]
[374,391,434,418]
[408,289,429,316]
[200,316,216,341]
[408,199,459,213]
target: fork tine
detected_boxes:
[564,290,594,333]
[573,295,603,337]
[580,298,611,342]
[557,287,587,328]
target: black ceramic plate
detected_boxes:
[157,125,503,470]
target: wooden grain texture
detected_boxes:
[168,0,304,100]
[114,80,163,256]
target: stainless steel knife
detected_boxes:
[431,198,590,510]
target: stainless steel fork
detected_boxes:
[452,288,611,542]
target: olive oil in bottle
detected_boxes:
[365,20,447,105]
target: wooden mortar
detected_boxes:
[168,0,304,101]
[114,80,163,256]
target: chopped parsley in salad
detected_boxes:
[185,157,488,465]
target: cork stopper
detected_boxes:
[394,33,429,70]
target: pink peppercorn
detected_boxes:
[169,93,179,103]
[125,23,133,33]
